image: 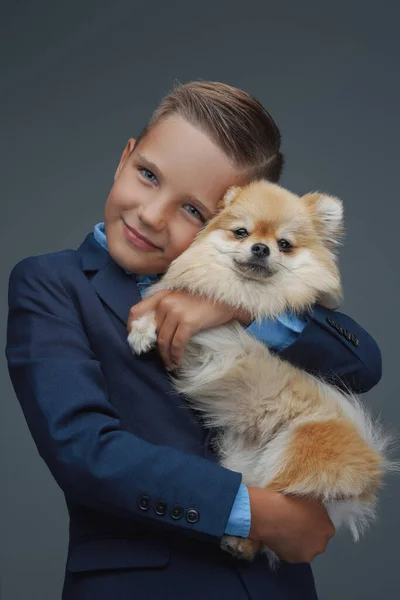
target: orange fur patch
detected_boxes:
[267,419,382,498]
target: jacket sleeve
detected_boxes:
[277,304,382,394]
[5,256,242,543]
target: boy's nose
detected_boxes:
[137,201,167,232]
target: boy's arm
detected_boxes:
[247,307,382,394]
[130,288,381,396]
[6,256,242,544]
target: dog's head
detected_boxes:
[162,180,344,317]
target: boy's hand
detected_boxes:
[248,487,335,563]
[127,290,252,370]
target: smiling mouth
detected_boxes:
[122,220,162,250]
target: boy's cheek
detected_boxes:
[106,178,137,211]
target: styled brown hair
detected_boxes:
[135,81,284,183]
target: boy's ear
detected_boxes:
[114,138,136,180]
[218,186,242,210]
[302,192,344,250]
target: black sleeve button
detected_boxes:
[327,317,340,331]
[155,500,167,516]
[326,317,359,346]
[186,508,200,524]
[138,494,151,511]
[170,505,184,520]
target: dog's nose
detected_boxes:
[251,243,270,258]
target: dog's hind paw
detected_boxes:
[220,535,263,561]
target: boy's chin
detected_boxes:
[109,240,164,275]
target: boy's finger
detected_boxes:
[156,314,180,370]
[170,323,193,368]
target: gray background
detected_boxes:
[1,1,399,598]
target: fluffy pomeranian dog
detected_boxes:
[128,180,391,566]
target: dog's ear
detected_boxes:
[302,192,344,250]
[219,186,242,209]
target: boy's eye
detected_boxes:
[233,228,249,238]
[184,204,206,224]
[140,168,158,184]
[277,239,292,252]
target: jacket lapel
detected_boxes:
[76,233,218,461]
[77,233,142,325]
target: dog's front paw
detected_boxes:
[127,313,157,355]
[220,535,263,561]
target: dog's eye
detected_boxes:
[278,239,292,252]
[233,228,249,238]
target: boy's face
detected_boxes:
[104,116,244,274]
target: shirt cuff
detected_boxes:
[224,483,251,538]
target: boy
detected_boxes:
[6,81,381,599]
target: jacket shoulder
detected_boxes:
[10,248,81,283]
[12,247,78,270]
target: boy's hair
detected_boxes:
[135,81,284,183]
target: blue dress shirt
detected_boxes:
[94,222,307,538]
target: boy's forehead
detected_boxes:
[136,116,238,176]
[132,116,243,203]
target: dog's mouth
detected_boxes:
[232,259,276,280]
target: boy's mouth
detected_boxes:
[122,220,162,251]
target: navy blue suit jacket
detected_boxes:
[6,233,382,600]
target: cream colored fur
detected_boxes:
[127,180,393,567]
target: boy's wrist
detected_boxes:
[247,486,272,540]
[247,486,283,542]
